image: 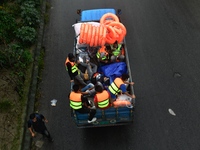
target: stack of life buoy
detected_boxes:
[78,13,127,47]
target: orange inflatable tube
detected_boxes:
[106,25,116,39]
[86,24,92,45]
[108,22,127,36]
[101,26,107,46]
[113,100,131,108]
[98,25,104,46]
[100,13,119,24]
[82,24,89,43]
[108,22,127,43]
[104,20,114,25]
[94,26,99,47]
[113,26,122,35]
[105,25,116,44]
[117,33,125,43]
[106,35,116,44]
[90,26,96,47]
[79,23,85,44]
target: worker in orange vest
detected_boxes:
[110,41,125,62]
[94,85,112,109]
[108,74,135,102]
[96,46,111,65]
[69,84,96,123]
[65,53,87,86]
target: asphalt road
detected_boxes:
[35,0,200,149]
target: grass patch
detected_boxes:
[11,46,35,150]
[0,100,12,113]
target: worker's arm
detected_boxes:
[28,127,35,137]
[120,84,136,99]
[66,63,74,81]
[124,81,134,85]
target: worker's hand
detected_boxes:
[31,132,35,137]
[86,59,90,63]
[70,80,74,82]
[131,94,136,99]
[44,119,48,123]
[129,82,134,85]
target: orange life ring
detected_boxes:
[103,20,114,25]
[106,25,116,39]
[117,33,125,43]
[105,25,116,44]
[108,22,126,43]
[79,23,85,44]
[90,26,96,47]
[94,26,99,47]
[105,35,116,44]
[108,22,127,36]
[113,26,122,35]
[86,24,92,45]
[100,13,119,24]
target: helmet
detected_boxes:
[96,73,102,81]
[92,72,102,82]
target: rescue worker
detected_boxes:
[69,84,97,123]
[110,41,125,62]
[108,74,135,102]
[65,53,87,86]
[78,52,97,80]
[96,46,110,65]
[94,85,111,109]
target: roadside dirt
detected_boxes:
[0,69,20,149]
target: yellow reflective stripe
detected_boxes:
[96,52,107,60]
[96,52,100,58]
[71,65,78,73]
[111,44,122,56]
[70,101,82,109]
[98,99,109,108]
[108,82,120,95]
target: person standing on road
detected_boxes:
[69,84,97,123]
[27,113,53,142]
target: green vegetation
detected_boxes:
[0,0,41,94]
[0,100,12,112]
[0,0,43,149]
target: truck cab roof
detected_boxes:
[81,8,116,21]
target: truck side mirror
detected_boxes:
[77,9,81,15]
[117,9,122,15]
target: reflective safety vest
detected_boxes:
[96,90,110,108]
[65,57,79,73]
[96,46,108,60]
[108,77,124,95]
[110,44,122,56]
[69,92,82,110]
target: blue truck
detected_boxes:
[70,8,135,128]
